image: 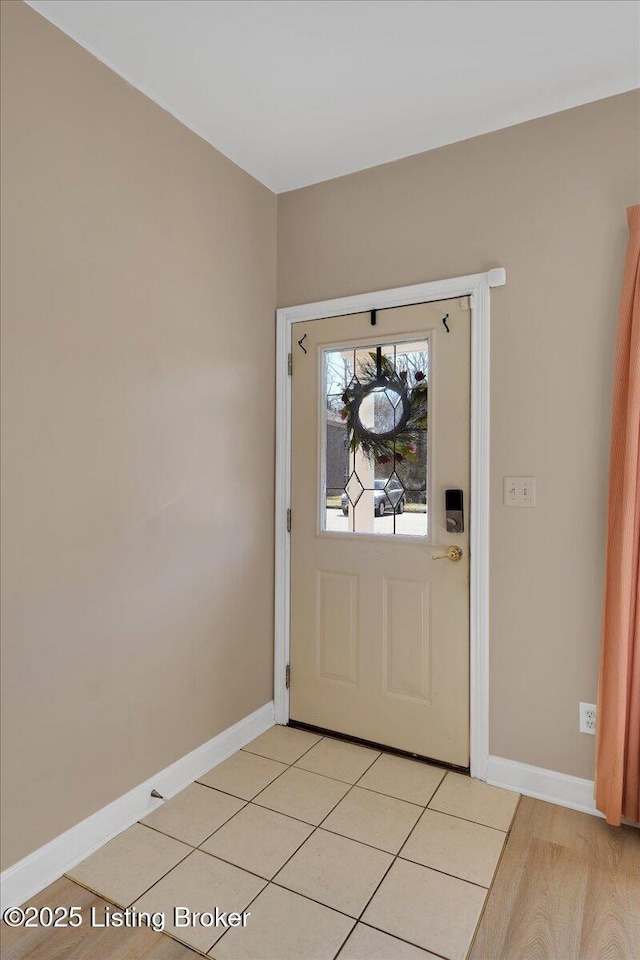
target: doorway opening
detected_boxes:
[275,269,505,781]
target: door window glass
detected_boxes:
[323,340,429,536]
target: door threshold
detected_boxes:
[288,719,470,775]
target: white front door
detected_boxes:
[289,298,470,765]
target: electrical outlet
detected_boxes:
[579,702,597,735]
[503,477,536,507]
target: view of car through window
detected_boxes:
[340,479,406,517]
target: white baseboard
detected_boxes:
[0,701,275,912]
[486,753,602,818]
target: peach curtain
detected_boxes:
[595,204,640,826]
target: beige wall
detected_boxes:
[278,91,640,781]
[0,1,276,870]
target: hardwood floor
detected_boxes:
[2,797,639,960]
[0,877,195,960]
[469,797,640,960]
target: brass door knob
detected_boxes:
[432,545,463,562]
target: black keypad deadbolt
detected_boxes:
[446,489,464,534]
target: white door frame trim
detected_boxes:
[275,268,506,780]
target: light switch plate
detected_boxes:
[503,476,536,507]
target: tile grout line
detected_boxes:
[140,798,262,849]
[316,822,418,858]
[196,774,285,800]
[211,737,396,958]
[63,842,209,957]
[63,875,212,960]
[331,923,360,960]
[357,919,454,960]
[58,738,371,956]
[65,731,518,960]
[261,762,454,957]
[205,734,365,957]
[190,738,380,867]
[395,851,496,891]
[145,732,320,865]
[236,737,367,838]
[240,726,324,765]
[134,734,332,955]
[65,821,194,907]
[193,756,302,847]
[197,741,511,956]
[151,735,489,851]
[208,875,274,959]
[147,762,507,856]
[59,870,451,960]
[421,805,510,835]
[339,773,453,944]
[327,765,510,959]
[426,770,520,832]
[326,762,451,947]
[295,737,382,780]
[139,819,201,847]
[227,762,518,960]
[38,876,211,959]
[184,743,499,953]
[426,803,515,831]
[197,742,301,804]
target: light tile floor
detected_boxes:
[66,726,520,959]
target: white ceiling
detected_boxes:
[27,0,640,193]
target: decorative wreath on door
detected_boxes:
[340,351,427,465]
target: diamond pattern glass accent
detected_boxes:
[344,471,365,508]
[385,472,406,508]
